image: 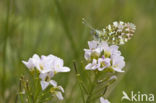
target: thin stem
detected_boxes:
[86,72,99,103]
[89,86,108,101]
[25,80,32,103]
[34,77,41,103]
[19,78,24,103]
[73,62,85,103]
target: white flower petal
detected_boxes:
[55,91,64,100]
[22,60,34,70]
[58,86,64,93]
[111,55,125,72]
[39,72,54,81]
[61,67,70,72]
[85,59,98,70]
[113,68,124,72]
[40,69,52,74]
[100,97,110,103]
[22,54,70,77]
[84,49,91,60]
[97,58,111,71]
[49,80,57,87]
[39,73,47,81]
[40,81,49,90]
[85,63,92,70]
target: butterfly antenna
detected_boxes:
[82,18,95,31]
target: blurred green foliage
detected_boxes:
[0,0,156,103]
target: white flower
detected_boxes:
[99,42,121,57]
[40,80,64,100]
[84,40,125,72]
[84,41,102,61]
[22,54,40,71]
[52,56,70,73]
[39,72,54,81]
[49,80,64,100]
[23,54,68,101]
[97,58,111,71]
[84,48,101,61]
[22,54,70,74]
[40,80,65,100]
[39,55,70,74]
[85,59,98,70]
[109,45,121,56]
[100,97,110,103]
[36,55,55,73]
[111,55,125,72]
[40,80,50,90]
[85,57,111,71]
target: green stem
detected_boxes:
[86,72,99,103]
[25,80,33,103]
[89,86,108,101]
[20,94,24,103]
[18,78,24,103]
[73,62,85,103]
[34,77,41,103]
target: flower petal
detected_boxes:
[49,80,57,87]
[55,91,64,100]
[40,81,49,90]
[100,97,110,103]
[58,86,64,93]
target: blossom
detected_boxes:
[111,55,125,72]
[49,80,64,100]
[85,59,98,70]
[22,54,70,100]
[40,80,64,100]
[84,40,101,61]
[22,54,70,74]
[84,41,125,72]
[40,80,51,90]
[39,72,54,82]
[97,58,111,71]
[52,56,70,73]
[100,97,110,103]
[22,54,40,71]
[85,58,111,71]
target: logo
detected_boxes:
[121,91,155,102]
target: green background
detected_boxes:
[0,0,156,103]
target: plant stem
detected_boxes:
[73,62,85,103]
[34,77,41,103]
[86,72,99,103]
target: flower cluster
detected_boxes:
[93,21,136,45]
[84,21,135,103]
[84,40,125,72]
[22,54,70,100]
